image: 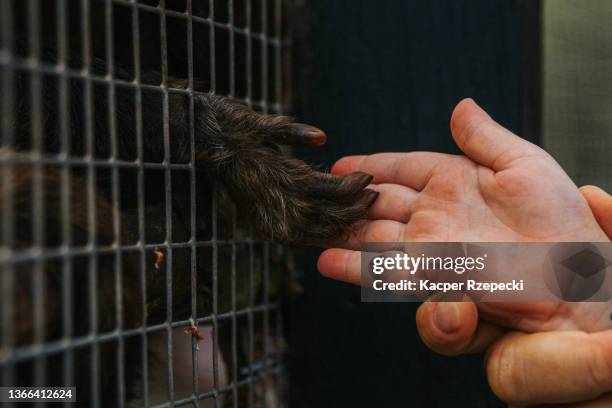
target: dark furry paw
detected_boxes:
[196,95,379,244]
[225,157,378,244]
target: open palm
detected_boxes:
[318,99,610,332]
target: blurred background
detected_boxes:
[285,1,612,407]
[542,0,612,192]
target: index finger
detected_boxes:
[332,152,450,191]
[317,248,362,286]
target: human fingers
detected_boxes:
[580,185,612,239]
[365,183,418,223]
[416,300,506,356]
[485,330,612,406]
[317,248,362,285]
[337,219,407,249]
[450,98,544,171]
[535,392,612,408]
[331,152,449,190]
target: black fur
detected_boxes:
[2,0,377,405]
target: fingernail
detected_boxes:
[433,302,461,333]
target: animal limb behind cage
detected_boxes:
[3,1,378,404]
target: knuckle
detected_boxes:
[585,339,612,391]
[390,157,404,182]
[341,252,352,282]
[463,118,490,146]
[486,338,527,404]
[363,223,386,242]
[398,200,413,223]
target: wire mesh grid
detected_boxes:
[0,0,288,406]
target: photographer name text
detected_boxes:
[372,279,525,293]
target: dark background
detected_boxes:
[286,1,540,407]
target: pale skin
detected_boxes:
[317,99,612,407]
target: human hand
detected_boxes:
[415,187,612,406]
[316,97,612,406]
[317,98,610,332]
[580,185,612,239]
[416,300,612,407]
[320,98,608,248]
[415,184,612,353]
[318,99,609,270]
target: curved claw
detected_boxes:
[285,123,327,146]
[362,188,380,207]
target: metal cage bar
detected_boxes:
[0,0,16,406]
[0,0,289,406]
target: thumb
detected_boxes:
[416,301,505,356]
[486,330,612,406]
[580,185,612,239]
[450,98,544,171]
